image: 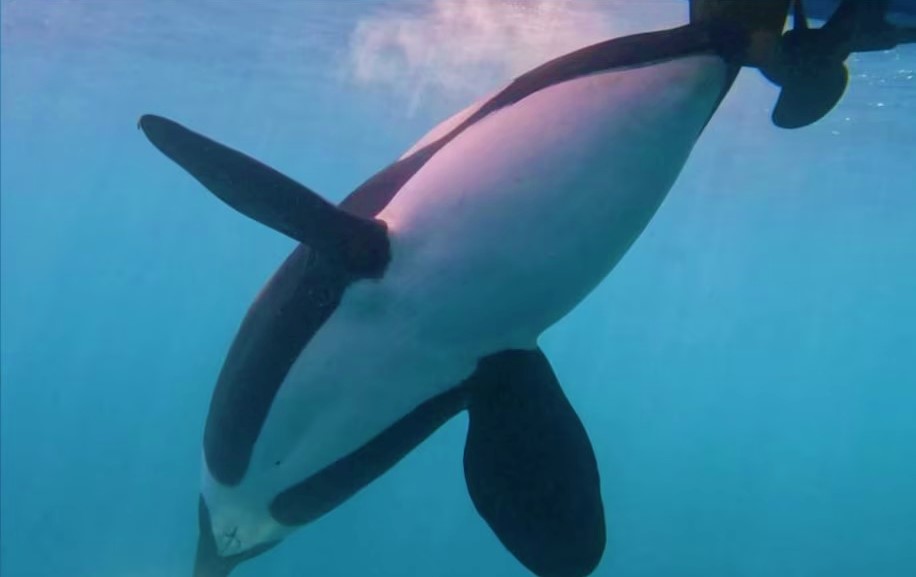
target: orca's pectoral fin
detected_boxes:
[463,349,605,577]
[138,114,389,277]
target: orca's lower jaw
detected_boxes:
[194,497,280,577]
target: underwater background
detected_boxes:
[1,1,914,576]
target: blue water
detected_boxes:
[2,1,914,576]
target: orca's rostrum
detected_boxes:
[139,1,913,576]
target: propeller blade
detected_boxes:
[794,0,810,30]
[898,26,916,45]
[823,0,905,52]
[772,61,849,128]
[822,0,888,37]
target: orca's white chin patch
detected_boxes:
[201,467,291,558]
[208,504,287,558]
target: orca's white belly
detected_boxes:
[203,54,728,546]
[380,54,728,341]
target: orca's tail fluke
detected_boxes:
[688,0,791,70]
[691,0,916,129]
[689,0,792,35]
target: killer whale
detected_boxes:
[142,29,728,570]
[138,2,903,577]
